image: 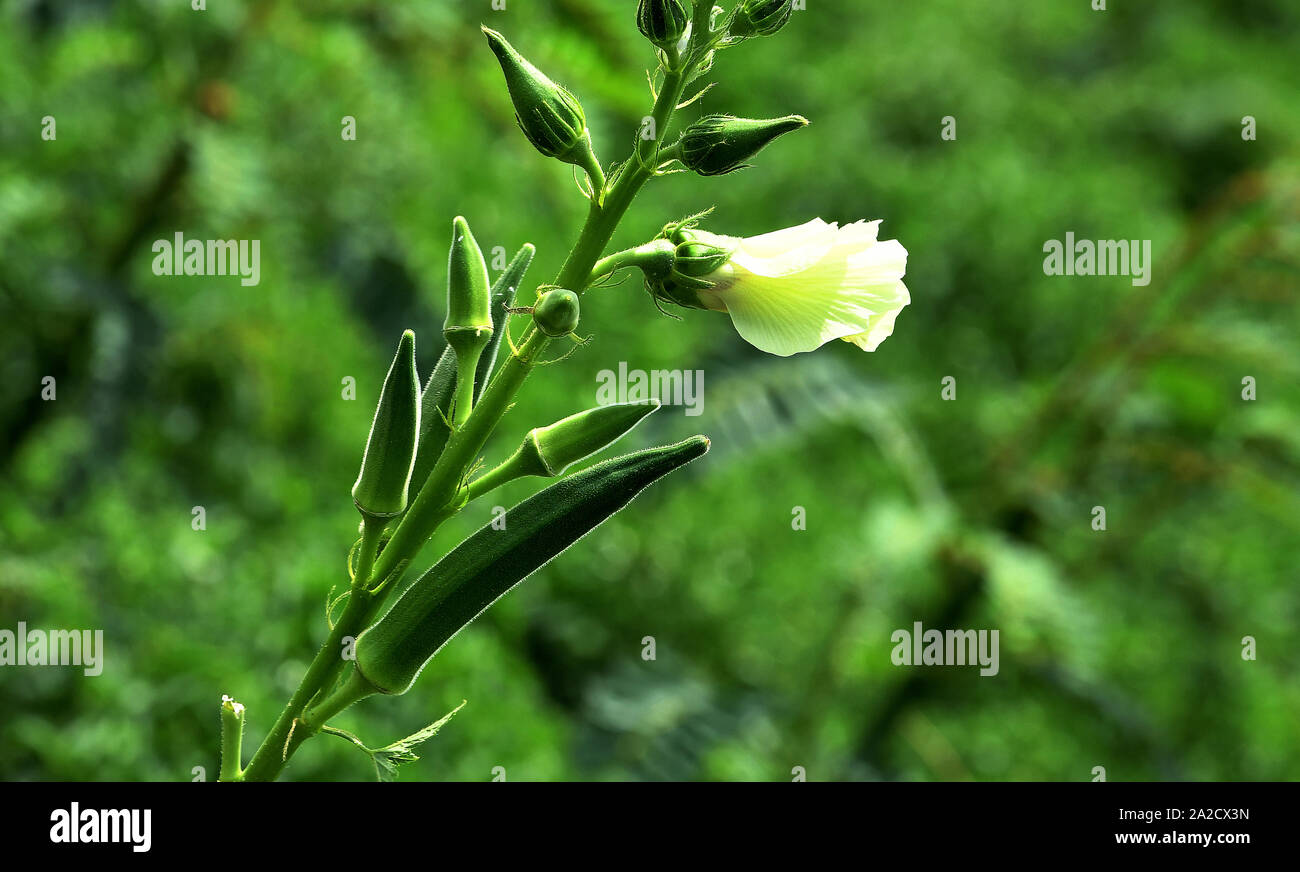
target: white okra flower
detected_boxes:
[656,218,910,357]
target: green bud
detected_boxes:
[444,216,492,337]
[482,27,592,167]
[637,0,689,50]
[516,400,662,478]
[678,114,808,176]
[729,0,793,38]
[352,330,421,519]
[532,288,580,337]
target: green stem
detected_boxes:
[574,132,607,200]
[218,697,245,782]
[553,68,690,294]
[451,353,478,429]
[351,516,384,589]
[589,240,675,286]
[301,668,378,732]
[240,588,377,782]
[463,453,529,503]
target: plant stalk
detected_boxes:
[239,39,700,780]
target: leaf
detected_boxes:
[321,700,467,782]
[370,700,467,781]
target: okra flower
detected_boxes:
[654,218,910,357]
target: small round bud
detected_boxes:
[533,289,580,337]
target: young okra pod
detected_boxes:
[444,216,494,427]
[353,436,710,695]
[351,330,421,520]
[464,400,661,501]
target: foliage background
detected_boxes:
[2,0,1298,781]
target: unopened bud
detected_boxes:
[637,0,689,51]
[729,0,793,38]
[678,114,808,176]
[482,27,593,167]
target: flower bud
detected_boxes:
[532,288,580,337]
[352,330,421,519]
[678,114,808,176]
[519,400,662,477]
[482,27,592,167]
[444,216,492,338]
[729,0,793,38]
[637,0,689,51]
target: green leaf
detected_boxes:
[369,700,467,781]
[321,700,466,782]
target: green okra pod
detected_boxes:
[474,242,536,403]
[354,436,710,695]
[445,216,494,428]
[410,344,457,497]
[487,400,662,486]
[351,329,421,520]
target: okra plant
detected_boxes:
[219,0,910,781]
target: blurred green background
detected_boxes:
[2,0,1298,781]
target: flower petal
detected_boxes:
[717,249,909,356]
[730,219,837,277]
[841,282,910,351]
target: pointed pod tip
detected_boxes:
[481,26,507,53]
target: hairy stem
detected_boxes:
[218,697,245,782]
